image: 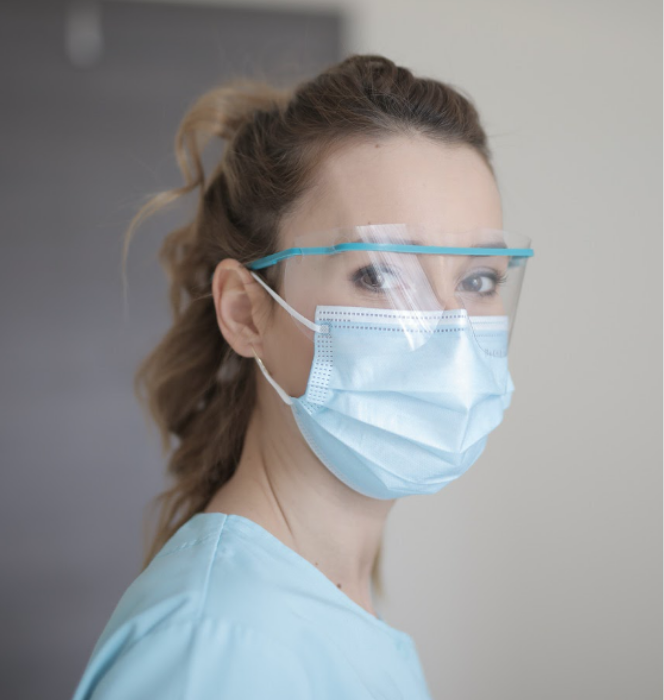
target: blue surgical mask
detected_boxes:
[250,272,514,500]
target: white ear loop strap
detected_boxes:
[248,270,327,407]
[251,347,294,406]
[249,271,329,334]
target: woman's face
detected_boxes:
[260,134,504,398]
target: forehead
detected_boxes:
[279,135,502,247]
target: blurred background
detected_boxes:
[0,1,661,698]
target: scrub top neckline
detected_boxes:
[192,511,415,647]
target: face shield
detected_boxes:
[247,223,532,357]
[243,224,533,498]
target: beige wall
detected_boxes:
[133,1,664,697]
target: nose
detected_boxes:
[425,274,466,312]
[438,292,466,312]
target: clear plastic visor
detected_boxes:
[251,224,531,354]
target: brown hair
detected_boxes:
[122,54,493,599]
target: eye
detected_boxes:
[458,271,506,296]
[352,264,402,293]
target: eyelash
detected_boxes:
[351,264,399,294]
[463,270,508,297]
[350,265,508,296]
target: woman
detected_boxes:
[73,54,532,699]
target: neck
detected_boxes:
[204,384,395,618]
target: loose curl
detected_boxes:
[122,54,493,600]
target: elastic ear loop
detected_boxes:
[248,271,328,407]
[251,347,294,406]
[249,271,329,334]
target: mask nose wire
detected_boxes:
[249,271,329,334]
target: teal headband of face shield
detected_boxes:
[245,241,534,270]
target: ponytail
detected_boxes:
[122,81,289,567]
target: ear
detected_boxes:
[212,259,272,358]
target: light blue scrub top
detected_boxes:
[72,512,433,699]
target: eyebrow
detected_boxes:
[358,237,507,248]
[472,241,507,249]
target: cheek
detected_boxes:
[264,303,315,398]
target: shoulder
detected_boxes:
[89,512,305,647]
[74,615,312,700]
[73,513,313,699]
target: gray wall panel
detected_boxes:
[0,3,342,697]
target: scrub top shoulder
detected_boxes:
[72,512,433,700]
